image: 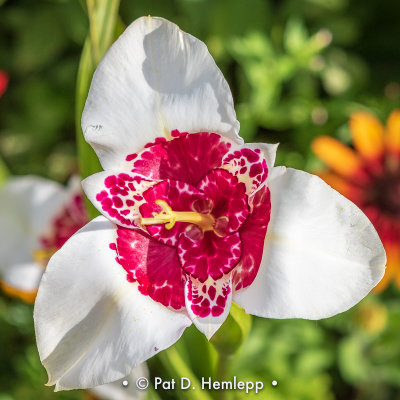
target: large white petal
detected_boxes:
[82,16,241,171]
[0,176,67,276]
[234,168,386,320]
[34,217,191,391]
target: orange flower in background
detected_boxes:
[312,110,400,292]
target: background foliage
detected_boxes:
[0,0,399,399]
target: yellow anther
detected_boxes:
[33,248,57,268]
[140,199,215,231]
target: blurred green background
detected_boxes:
[0,0,400,399]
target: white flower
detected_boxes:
[0,175,148,397]
[0,176,87,303]
[34,16,386,391]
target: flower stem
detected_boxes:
[215,353,230,400]
[158,347,213,400]
[0,156,10,186]
[210,304,252,400]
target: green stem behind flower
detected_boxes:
[0,156,10,188]
[75,0,121,218]
[145,386,163,400]
[158,346,213,400]
[211,304,252,400]
[215,353,230,400]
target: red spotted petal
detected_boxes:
[233,186,271,290]
[198,169,249,235]
[113,226,186,310]
[185,274,232,338]
[186,276,232,318]
[222,146,268,195]
[125,138,168,179]
[93,172,156,228]
[127,132,232,186]
[140,180,209,246]
[178,230,241,282]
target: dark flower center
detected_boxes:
[369,173,400,215]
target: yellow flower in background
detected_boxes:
[355,300,388,335]
[313,110,400,292]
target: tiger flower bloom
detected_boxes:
[34,17,386,391]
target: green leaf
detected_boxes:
[0,157,9,187]
[75,38,102,218]
[86,0,121,65]
[338,335,370,383]
[284,18,309,56]
[75,0,121,218]
[230,302,252,341]
[179,325,217,380]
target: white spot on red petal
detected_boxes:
[222,147,268,195]
[186,276,232,318]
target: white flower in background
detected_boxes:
[0,176,148,396]
[0,176,87,303]
[0,175,149,397]
[34,17,386,391]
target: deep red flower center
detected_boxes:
[369,173,400,216]
[97,131,272,315]
[137,168,248,283]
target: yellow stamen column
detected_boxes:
[140,200,215,231]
